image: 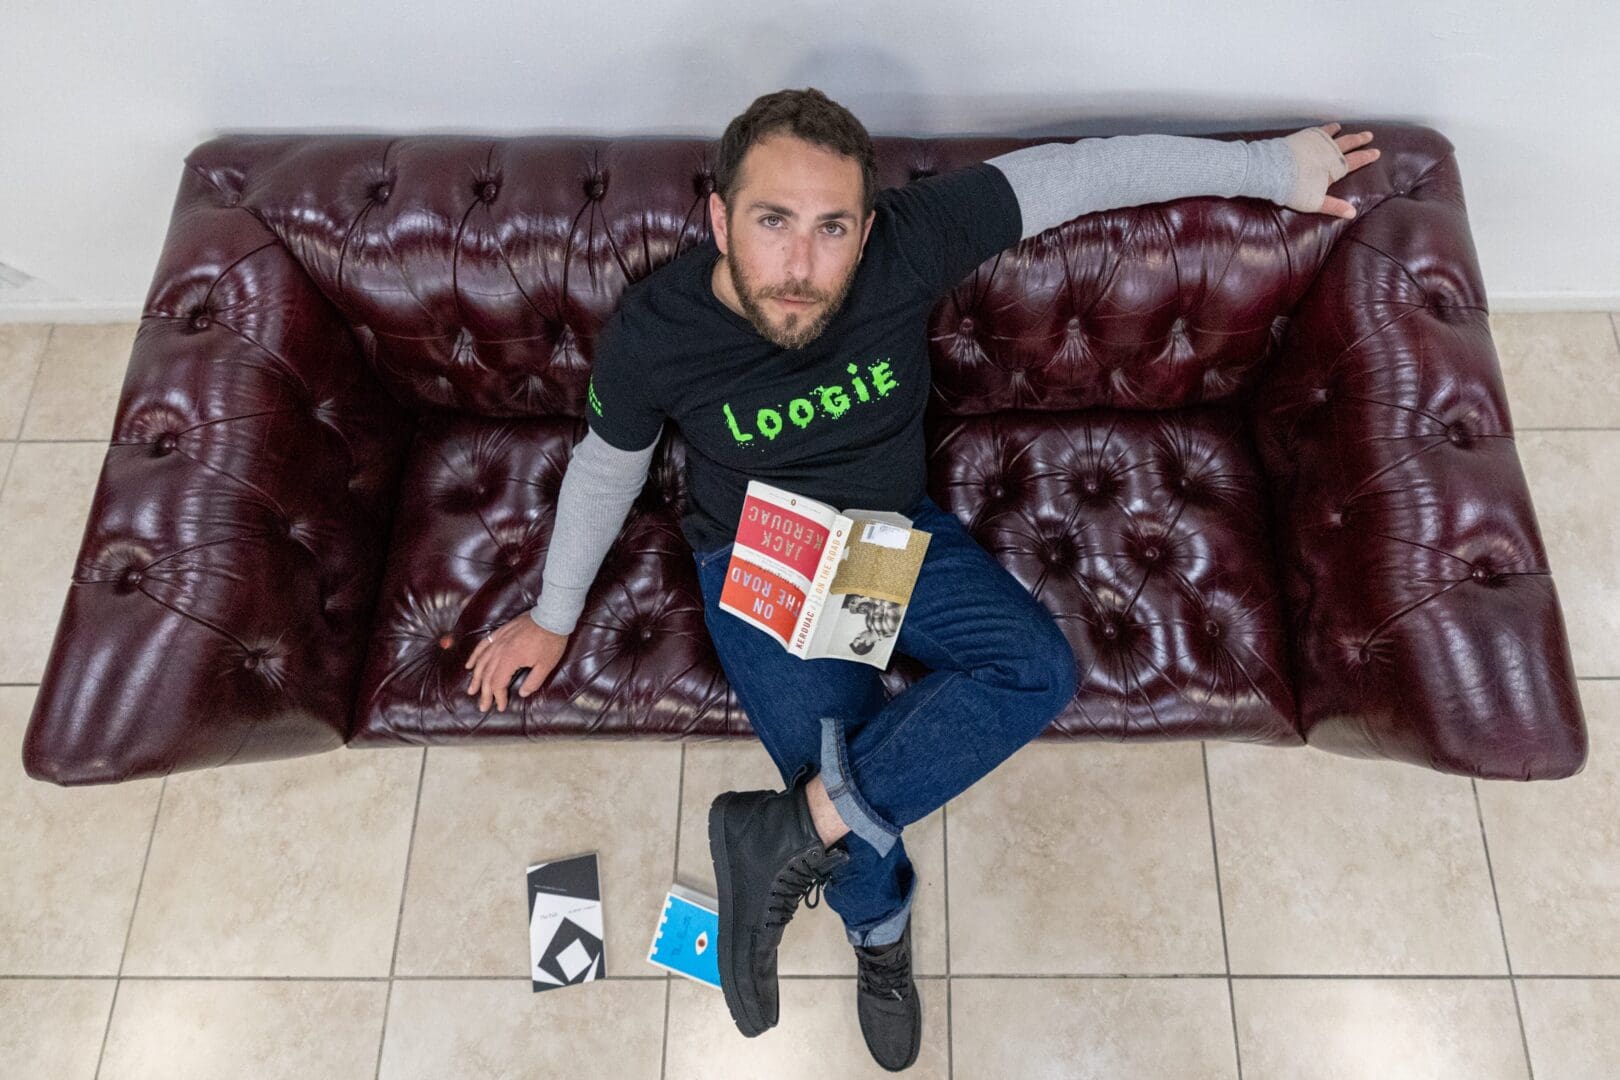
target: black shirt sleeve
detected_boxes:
[877,160,1024,300]
[584,308,664,452]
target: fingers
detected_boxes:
[480,660,501,712]
[493,665,509,712]
[466,637,490,696]
[462,622,539,712]
[518,667,544,699]
[1334,129,1377,154]
[1319,195,1356,219]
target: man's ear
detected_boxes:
[709,192,729,254]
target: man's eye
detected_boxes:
[760,216,845,236]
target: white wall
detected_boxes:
[2,0,1615,320]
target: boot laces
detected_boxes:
[856,936,912,1000]
[765,852,837,928]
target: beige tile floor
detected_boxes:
[1,313,1616,1079]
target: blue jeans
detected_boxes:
[691,491,1079,948]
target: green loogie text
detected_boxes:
[722,359,899,446]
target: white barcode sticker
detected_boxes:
[860,521,910,549]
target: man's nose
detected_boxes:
[784,230,814,282]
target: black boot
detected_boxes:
[707,763,851,1037]
[854,915,922,1071]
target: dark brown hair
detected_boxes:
[713,87,878,225]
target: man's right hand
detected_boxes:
[464,612,570,712]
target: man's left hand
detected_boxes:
[1279,122,1380,220]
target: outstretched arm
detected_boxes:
[986,123,1379,239]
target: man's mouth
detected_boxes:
[777,295,815,306]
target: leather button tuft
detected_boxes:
[190,313,211,331]
[640,627,652,641]
[1143,545,1161,562]
[479,181,499,202]
[1470,564,1492,582]
[1101,620,1119,640]
[243,653,260,670]
[1310,386,1330,404]
[959,316,974,334]
[437,634,454,650]
[1446,423,1469,445]
[587,177,606,200]
[1082,477,1100,495]
[154,432,179,455]
[1204,619,1223,638]
[373,182,392,202]
[120,567,144,589]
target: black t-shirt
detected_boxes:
[584,160,1023,554]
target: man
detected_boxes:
[466,87,1377,1071]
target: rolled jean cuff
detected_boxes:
[844,873,916,948]
[819,716,902,858]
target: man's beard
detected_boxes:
[727,252,859,351]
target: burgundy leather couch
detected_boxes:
[23,122,1588,787]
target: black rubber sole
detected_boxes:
[707,791,771,1037]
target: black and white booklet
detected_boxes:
[526,851,605,992]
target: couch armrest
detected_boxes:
[1248,137,1587,780]
[22,155,414,785]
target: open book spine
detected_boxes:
[787,516,852,658]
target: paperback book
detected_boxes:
[645,882,721,989]
[714,480,931,670]
[526,851,605,992]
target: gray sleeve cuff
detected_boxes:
[985,132,1298,240]
[528,426,658,636]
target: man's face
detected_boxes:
[710,133,875,350]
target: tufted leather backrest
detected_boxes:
[176,131,1305,421]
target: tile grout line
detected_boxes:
[0,324,52,504]
[1472,776,1537,1080]
[92,772,167,1080]
[373,745,429,1080]
[0,442,16,514]
[660,742,685,1080]
[1202,741,1244,1080]
[11,324,51,442]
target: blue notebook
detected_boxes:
[646,882,720,988]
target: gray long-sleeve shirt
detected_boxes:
[529,132,1299,635]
